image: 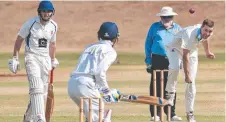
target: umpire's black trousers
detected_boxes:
[149,54,177,117]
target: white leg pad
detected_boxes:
[28,76,46,122]
[41,73,49,101]
[103,109,112,122]
[23,102,33,122]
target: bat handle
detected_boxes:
[50,69,54,84]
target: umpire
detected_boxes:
[144,6,182,121]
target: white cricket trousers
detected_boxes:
[68,75,104,122]
[24,53,51,122]
[165,48,198,113]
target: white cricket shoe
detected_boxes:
[150,116,160,121]
[171,115,182,121]
[187,112,196,122]
[166,92,175,106]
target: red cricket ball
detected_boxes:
[189,8,195,14]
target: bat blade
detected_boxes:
[119,94,168,106]
[45,69,54,122]
[45,84,54,122]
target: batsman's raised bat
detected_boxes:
[45,69,54,122]
[119,94,168,106]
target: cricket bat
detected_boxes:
[119,94,168,106]
[45,69,54,122]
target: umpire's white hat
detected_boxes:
[156,6,178,16]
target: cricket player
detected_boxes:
[68,22,120,122]
[165,19,215,122]
[8,1,59,122]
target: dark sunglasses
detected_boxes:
[161,16,174,19]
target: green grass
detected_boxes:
[1,80,223,90]
[0,81,28,87]
[1,52,223,69]
[198,52,225,63]
[0,78,224,87]
[116,52,145,65]
[0,94,45,100]
[0,51,224,122]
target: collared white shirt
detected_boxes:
[167,24,203,57]
[71,40,117,88]
[18,16,58,57]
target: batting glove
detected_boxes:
[51,58,59,68]
[8,56,20,74]
[99,87,110,94]
[99,88,120,103]
[109,89,120,102]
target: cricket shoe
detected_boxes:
[150,116,160,121]
[171,115,182,121]
[187,112,196,122]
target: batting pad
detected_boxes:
[23,102,32,122]
[103,109,112,122]
[42,74,49,101]
[28,76,46,122]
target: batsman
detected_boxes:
[68,22,121,122]
[8,1,59,122]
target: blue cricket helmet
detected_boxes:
[38,1,55,13]
[98,22,119,40]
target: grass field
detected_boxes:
[0,51,225,122]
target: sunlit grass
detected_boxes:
[0,51,224,122]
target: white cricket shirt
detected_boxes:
[71,40,117,88]
[18,16,58,57]
[167,24,203,57]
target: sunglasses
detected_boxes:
[161,16,174,19]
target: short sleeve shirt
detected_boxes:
[18,16,58,56]
[168,24,202,57]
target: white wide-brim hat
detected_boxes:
[156,6,178,16]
